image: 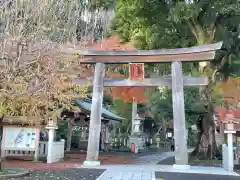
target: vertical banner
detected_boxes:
[129,63,144,81]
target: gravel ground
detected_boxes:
[7,169,106,180]
[155,172,240,180]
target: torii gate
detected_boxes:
[76,42,222,168]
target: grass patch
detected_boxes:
[189,156,222,167]
[0,168,29,177]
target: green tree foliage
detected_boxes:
[149,87,206,129]
[112,0,240,78]
[112,0,240,158]
[111,99,132,134]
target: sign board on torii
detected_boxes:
[76,42,223,167]
[129,63,145,81]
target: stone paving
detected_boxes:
[84,148,239,180]
[135,151,174,165]
[86,164,239,179]
[91,151,170,180]
[96,169,154,180]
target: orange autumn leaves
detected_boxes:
[215,78,240,121]
[89,35,148,103]
[105,86,148,103]
[104,72,148,104]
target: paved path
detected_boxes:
[135,151,174,165]
[135,148,194,165]
[94,150,171,179]
[96,168,154,180]
[89,148,240,180]
[88,164,239,177]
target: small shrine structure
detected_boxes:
[214,78,240,171]
[63,99,124,152]
[219,112,240,171]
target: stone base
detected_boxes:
[173,164,191,170]
[128,134,145,150]
[83,160,101,166]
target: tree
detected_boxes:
[0,0,91,121]
[112,0,240,158]
[169,1,240,158]
[105,71,149,134]
[0,0,114,170]
[149,87,206,140]
[106,86,148,103]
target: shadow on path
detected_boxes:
[155,172,240,180]
[157,156,175,165]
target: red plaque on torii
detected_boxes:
[129,63,144,81]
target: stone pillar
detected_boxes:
[66,120,73,151]
[225,130,236,171]
[171,61,189,169]
[124,138,127,146]
[236,137,240,164]
[150,138,153,145]
[156,134,160,148]
[105,125,109,143]
[131,98,137,135]
[83,63,105,166]
[220,122,225,144]
[101,124,105,151]
[46,120,58,164]
[34,128,40,162]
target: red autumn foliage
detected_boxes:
[88,35,136,51]
[215,78,240,122]
[105,86,148,103]
[89,35,148,103]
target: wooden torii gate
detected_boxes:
[77,42,223,168]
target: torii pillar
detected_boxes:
[83,63,105,166]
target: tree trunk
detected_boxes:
[161,119,167,139]
[191,78,218,159]
[0,126,4,171]
[191,112,218,158]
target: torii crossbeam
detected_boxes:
[78,42,223,168]
[74,76,208,87]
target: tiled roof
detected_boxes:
[214,78,240,124]
[76,100,125,121]
[214,107,240,124]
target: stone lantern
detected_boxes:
[128,114,145,151]
[223,113,236,172]
[156,133,161,148]
[46,119,58,163]
[133,114,144,135]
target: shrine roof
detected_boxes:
[2,116,46,126]
[214,107,240,124]
[76,99,125,121]
[76,37,223,63]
